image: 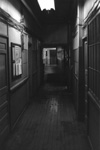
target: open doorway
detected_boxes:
[42,46,68,85]
[43,47,57,67]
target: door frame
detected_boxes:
[0,34,11,142]
[0,34,11,123]
[82,36,89,131]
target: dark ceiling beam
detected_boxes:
[21,0,41,28]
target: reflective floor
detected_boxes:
[1,84,91,150]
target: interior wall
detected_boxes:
[28,36,39,99]
[0,0,42,36]
[0,0,42,142]
[72,0,100,150]
[84,1,100,150]
[72,6,80,115]
[84,0,96,19]
[72,0,86,121]
[0,0,21,22]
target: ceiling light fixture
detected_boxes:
[37,0,55,10]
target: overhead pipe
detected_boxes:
[21,0,41,28]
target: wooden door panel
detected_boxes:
[0,43,6,49]
[0,36,9,143]
[0,54,7,89]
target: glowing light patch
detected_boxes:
[37,0,55,10]
[0,1,21,22]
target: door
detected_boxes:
[0,36,9,143]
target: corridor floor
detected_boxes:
[1,84,91,150]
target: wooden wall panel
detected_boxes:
[32,51,37,73]
[28,39,33,99]
[0,95,7,106]
[22,63,28,78]
[87,12,100,150]
[73,49,79,77]
[0,107,8,119]
[73,75,78,112]
[28,36,38,100]
[88,17,100,101]
[22,50,28,64]
[0,115,8,133]
[32,73,37,96]
[10,81,28,127]
[0,55,7,88]
[88,93,100,150]
[0,22,7,36]
[8,30,29,128]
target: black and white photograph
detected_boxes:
[0,0,100,150]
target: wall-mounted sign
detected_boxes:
[11,43,22,79]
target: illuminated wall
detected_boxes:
[84,0,96,19]
[0,0,21,22]
[9,27,21,44]
[72,1,84,120]
[0,0,42,36]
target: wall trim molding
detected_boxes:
[0,7,24,32]
[0,7,42,40]
[10,77,29,93]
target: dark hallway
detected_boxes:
[1,83,91,150]
[0,0,100,150]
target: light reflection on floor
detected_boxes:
[49,98,58,113]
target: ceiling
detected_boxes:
[24,0,77,26]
